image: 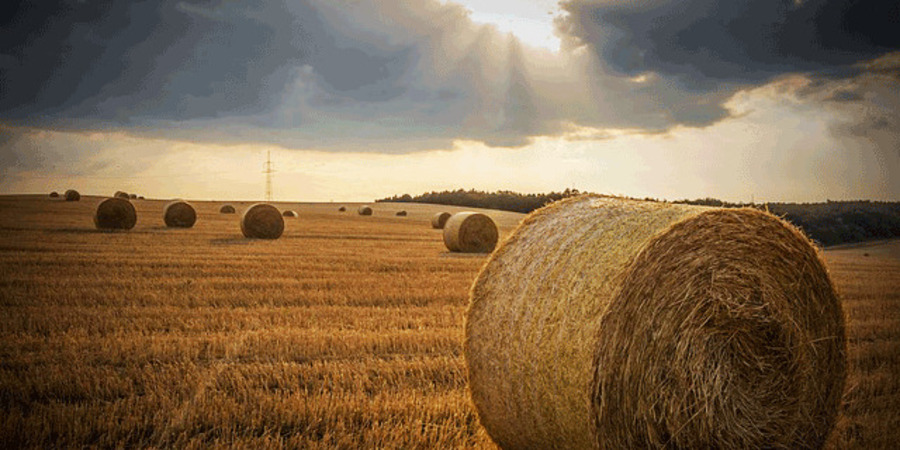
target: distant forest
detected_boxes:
[376,189,900,247]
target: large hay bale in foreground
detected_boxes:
[64,190,80,201]
[114,191,129,199]
[50,191,59,198]
[431,212,451,229]
[443,212,498,253]
[241,203,284,239]
[358,206,373,216]
[163,200,197,228]
[220,205,236,214]
[282,210,298,217]
[466,196,847,449]
[94,197,137,230]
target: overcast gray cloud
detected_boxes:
[1,0,899,153]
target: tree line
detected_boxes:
[377,190,900,247]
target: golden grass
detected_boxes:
[0,195,896,448]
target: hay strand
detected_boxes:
[466,195,846,449]
[442,212,498,253]
[220,205,236,214]
[431,212,451,229]
[358,206,373,216]
[241,203,284,239]
[282,210,298,217]
[163,200,197,228]
[94,197,137,230]
[64,190,80,201]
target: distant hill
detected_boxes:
[377,190,900,247]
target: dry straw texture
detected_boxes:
[94,197,137,230]
[164,200,197,228]
[431,212,451,229]
[49,191,59,198]
[219,205,236,214]
[443,212,498,253]
[283,210,298,217]
[114,191,129,199]
[466,195,846,449]
[241,203,284,239]
[358,206,373,216]
[64,190,80,201]
[396,211,408,217]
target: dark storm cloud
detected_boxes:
[559,0,900,89]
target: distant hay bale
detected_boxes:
[138,196,145,200]
[396,210,407,216]
[219,205,236,214]
[338,206,347,212]
[282,210,298,217]
[442,212,498,253]
[431,212,451,229]
[129,193,137,199]
[358,206,373,216]
[163,200,197,228]
[466,195,847,449]
[64,190,80,201]
[241,203,284,239]
[114,191,129,199]
[49,191,59,198]
[94,197,137,230]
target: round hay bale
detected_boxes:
[396,210,407,216]
[358,205,373,216]
[466,196,847,449]
[241,203,284,239]
[94,197,137,230]
[114,191,129,199]
[129,193,137,199]
[431,212,451,229]
[338,206,347,212]
[138,196,145,200]
[50,191,60,198]
[220,204,236,214]
[163,200,197,228]
[282,210,298,217]
[64,189,80,201]
[443,212,498,253]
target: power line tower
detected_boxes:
[263,150,275,201]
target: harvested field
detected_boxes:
[0,194,896,448]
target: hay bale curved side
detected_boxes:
[114,191,129,199]
[465,196,846,449]
[431,212,451,229]
[163,200,197,228]
[94,197,137,230]
[219,204,236,214]
[64,190,80,201]
[358,206,373,216]
[241,203,284,239]
[282,210,298,217]
[442,212,498,253]
[50,191,59,198]
[396,210,407,216]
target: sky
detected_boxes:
[1,0,899,203]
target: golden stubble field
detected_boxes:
[0,195,897,448]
